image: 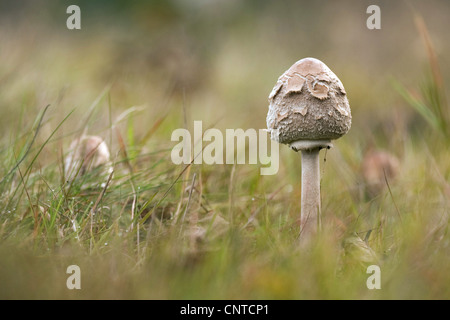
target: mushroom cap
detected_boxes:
[266,57,351,144]
[64,135,112,179]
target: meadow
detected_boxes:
[0,1,448,299]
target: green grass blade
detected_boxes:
[391,78,439,129]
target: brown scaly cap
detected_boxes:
[266,57,351,144]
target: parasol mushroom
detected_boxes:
[266,57,351,239]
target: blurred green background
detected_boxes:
[1,0,449,137]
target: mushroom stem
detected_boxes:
[291,139,331,240]
[300,148,322,238]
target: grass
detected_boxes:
[0,2,449,300]
[0,104,448,299]
[392,13,450,139]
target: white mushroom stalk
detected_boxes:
[266,57,351,240]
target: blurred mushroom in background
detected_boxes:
[64,135,113,186]
[361,147,400,198]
